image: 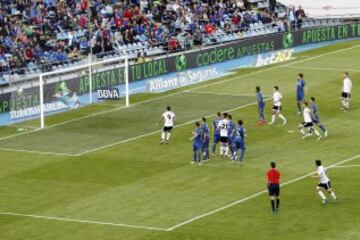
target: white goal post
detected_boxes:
[38,55,129,129]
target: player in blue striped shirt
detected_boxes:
[232,120,246,163]
[256,86,265,124]
[296,73,306,115]
[310,97,328,137]
[201,117,210,161]
[212,112,222,155]
[190,121,203,165]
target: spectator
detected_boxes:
[24,46,34,63]
[103,40,113,53]
[288,7,296,31]
[269,0,277,15]
[283,15,290,32]
[79,37,89,54]
[193,28,203,46]
[295,6,306,30]
[168,37,180,50]
[92,41,102,55]
[69,47,80,62]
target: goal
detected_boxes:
[7,55,129,129]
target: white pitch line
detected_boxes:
[187,44,360,92]
[0,156,358,232]
[0,147,77,157]
[74,98,272,156]
[0,127,42,142]
[7,125,39,129]
[100,104,126,108]
[166,154,360,231]
[184,90,257,98]
[0,92,188,143]
[2,43,359,156]
[0,212,168,232]
[0,97,271,157]
[332,164,360,168]
[73,44,359,156]
[281,65,360,73]
[1,44,358,144]
[57,45,360,157]
[297,55,313,58]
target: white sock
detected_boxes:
[318,190,326,200]
[300,128,305,135]
[220,146,224,156]
[271,115,275,123]
[161,132,165,140]
[345,99,350,108]
[330,191,337,200]
[278,114,286,123]
[341,99,346,107]
[166,132,171,141]
[225,146,229,156]
[313,129,320,136]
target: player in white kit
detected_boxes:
[157,106,176,144]
[298,102,321,140]
[312,160,337,204]
[341,72,352,111]
[217,112,230,158]
[269,86,287,125]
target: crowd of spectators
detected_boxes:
[0,0,286,76]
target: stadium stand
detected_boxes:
[0,0,345,85]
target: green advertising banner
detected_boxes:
[129,33,280,82]
[79,67,126,94]
[127,23,360,83]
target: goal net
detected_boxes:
[1,55,129,129]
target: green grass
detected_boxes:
[0,40,360,240]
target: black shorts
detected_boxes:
[318,181,332,190]
[268,184,280,196]
[220,136,228,143]
[302,122,313,128]
[341,92,351,98]
[272,105,281,111]
[163,126,173,132]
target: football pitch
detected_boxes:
[0,40,359,240]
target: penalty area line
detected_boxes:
[74,98,272,156]
[2,156,359,232]
[332,164,360,168]
[1,44,358,144]
[0,98,271,157]
[7,125,39,129]
[183,90,256,98]
[281,65,360,73]
[0,211,168,232]
[0,147,77,157]
[188,44,360,92]
[165,154,360,231]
